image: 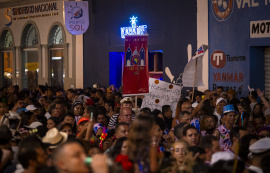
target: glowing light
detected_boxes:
[120,16,147,39]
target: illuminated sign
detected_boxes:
[120,16,147,39]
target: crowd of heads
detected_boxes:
[0,84,270,173]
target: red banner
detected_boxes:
[123,35,149,95]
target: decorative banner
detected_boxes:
[64,1,89,35]
[123,35,149,95]
[182,45,208,87]
[141,78,182,117]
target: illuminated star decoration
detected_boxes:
[130,16,137,28]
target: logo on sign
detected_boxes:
[211,50,226,68]
[211,0,234,22]
[4,8,12,26]
[64,1,89,35]
[126,45,145,67]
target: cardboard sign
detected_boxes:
[141,78,182,117]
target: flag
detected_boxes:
[122,35,149,95]
[182,45,209,87]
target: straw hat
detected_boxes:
[42,128,68,148]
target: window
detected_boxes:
[21,23,39,90]
[48,25,65,87]
[148,50,163,80]
[0,30,14,87]
[48,25,64,45]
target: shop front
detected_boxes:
[0,0,82,90]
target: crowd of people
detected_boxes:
[0,84,270,173]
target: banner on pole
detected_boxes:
[182,45,209,87]
[123,35,149,95]
[64,1,89,35]
[141,78,182,117]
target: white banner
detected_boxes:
[182,45,208,87]
[64,1,89,35]
[141,78,182,117]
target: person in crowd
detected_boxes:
[104,100,116,117]
[108,97,134,129]
[172,140,189,168]
[162,105,173,133]
[183,124,200,147]
[199,135,220,164]
[54,101,67,118]
[53,140,90,173]
[253,115,265,133]
[72,102,84,124]
[201,114,218,136]
[252,103,264,117]
[114,92,123,108]
[249,137,270,173]
[47,117,60,130]
[226,126,249,158]
[0,102,9,126]
[77,117,90,136]
[104,122,129,154]
[0,125,13,171]
[59,123,73,136]
[216,86,224,96]
[118,107,133,127]
[227,89,239,111]
[213,104,236,151]
[238,134,258,166]
[18,135,48,173]
[214,97,227,125]
[67,89,76,103]
[173,122,187,141]
[98,97,107,107]
[110,137,128,159]
[249,91,258,113]
[128,115,158,173]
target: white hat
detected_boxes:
[216,97,227,105]
[120,97,133,104]
[264,108,270,116]
[211,151,235,165]
[26,105,37,111]
[24,121,43,129]
[249,137,270,154]
[42,128,68,149]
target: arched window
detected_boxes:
[0,30,13,48]
[48,24,65,88]
[21,23,40,90]
[21,24,38,46]
[48,25,64,45]
[0,30,14,87]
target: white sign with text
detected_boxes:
[250,20,270,38]
[141,78,182,118]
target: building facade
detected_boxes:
[0,0,84,90]
[208,0,270,97]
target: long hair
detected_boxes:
[128,115,154,164]
[111,137,128,159]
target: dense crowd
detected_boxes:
[0,84,270,173]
